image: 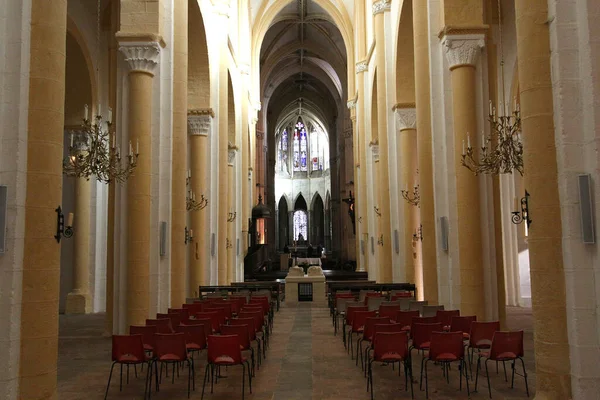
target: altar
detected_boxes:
[294,257,322,266]
[284,266,327,307]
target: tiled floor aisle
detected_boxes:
[58,304,535,399]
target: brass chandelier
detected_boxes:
[63,106,139,183]
[460,0,523,176]
[186,171,208,211]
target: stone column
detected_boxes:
[65,138,91,314]
[118,35,161,326]
[370,142,381,280]
[441,34,486,317]
[227,146,237,284]
[413,0,438,303]
[240,67,250,258]
[347,100,362,265]
[171,0,188,305]
[188,110,212,292]
[373,0,393,282]
[395,107,419,288]
[515,0,571,397]
[19,1,67,396]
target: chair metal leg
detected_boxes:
[407,359,414,399]
[119,364,123,391]
[419,356,426,391]
[241,364,245,400]
[424,359,429,399]
[503,360,507,382]
[356,338,362,366]
[485,359,492,398]
[104,362,117,400]
[464,359,471,395]
[201,362,210,400]
[519,357,529,397]
[475,356,482,391]
[187,360,192,398]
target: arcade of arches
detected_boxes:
[0,0,599,399]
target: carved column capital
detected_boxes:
[441,34,485,69]
[372,0,391,15]
[228,144,237,166]
[187,111,213,137]
[395,108,417,131]
[356,61,368,74]
[118,41,161,75]
[347,98,357,109]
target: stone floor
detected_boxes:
[58,304,535,399]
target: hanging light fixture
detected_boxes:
[185,170,208,211]
[63,0,139,183]
[461,0,523,176]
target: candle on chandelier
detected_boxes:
[467,133,471,149]
[462,139,465,155]
[481,132,485,147]
[192,192,196,201]
[84,104,89,120]
[129,141,133,156]
[98,104,101,117]
[189,229,193,238]
[67,212,74,227]
[70,132,74,147]
[108,107,113,124]
[112,133,115,149]
[136,138,139,154]
[188,170,191,178]
[489,100,493,115]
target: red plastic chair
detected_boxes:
[104,334,155,399]
[177,324,207,359]
[202,335,252,400]
[422,331,469,398]
[203,307,227,329]
[157,313,182,331]
[468,321,500,363]
[409,322,443,360]
[344,305,368,348]
[357,317,390,369]
[367,332,413,400]
[410,316,438,337]
[378,303,401,321]
[230,317,262,368]
[348,310,377,358]
[154,333,194,397]
[221,324,256,376]
[449,315,477,340]
[130,325,157,354]
[195,311,219,333]
[364,292,383,305]
[183,302,204,315]
[394,310,420,331]
[436,309,460,330]
[239,310,267,354]
[146,318,172,334]
[475,330,529,398]
[363,323,405,377]
[168,308,190,320]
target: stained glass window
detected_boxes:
[293,126,300,171]
[278,129,288,171]
[293,210,308,241]
[299,125,307,171]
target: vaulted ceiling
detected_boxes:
[259,0,347,131]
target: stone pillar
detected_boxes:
[515,0,572,397]
[188,110,212,292]
[227,146,237,283]
[370,142,381,281]
[65,163,91,314]
[395,107,419,288]
[348,100,362,266]
[240,68,250,258]
[441,34,486,317]
[171,0,188,305]
[118,35,161,326]
[413,0,438,304]
[19,1,67,397]
[373,0,393,282]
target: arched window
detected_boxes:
[293,121,308,172]
[293,210,308,241]
[278,129,288,172]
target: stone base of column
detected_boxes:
[65,291,91,314]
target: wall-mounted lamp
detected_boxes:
[226,238,233,249]
[55,206,74,243]
[377,234,384,246]
[185,226,194,244]
[227,211,237,222]
[401,184,420,207]
[412,224,423,242]
[511,190,531,228]
[374,206,381,217]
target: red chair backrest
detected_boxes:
[154,333,187,361]
[195,311,219,333]
[111,334,145,362]
[379,304,401,320]
[183,303,204,314]
[372,332,409,362]
[364,292,383,305]
[469,321,501,348]
[250,296,270,310]
[177,324,207,350]
[230,317,257,341]
[436,310,460,327]
[146,318,173,334]
[203,307,227,327]
[249,300,269,315]
[168,308,190,320]
[230,295,248,306]
[241,304,264,315]
[221,324,252,350]
[363,317,391,341]
[449,315,477,334]
[410,316,438,333]
[130,325,157,350]
[429,331,465,360]
[345,305,368,326]
[411,322,443,349]
[186,317,213,336]
[207,335,243,364]
[238,310,264,331]
[220,300,240,315]
[489,330,524,359]
[157,313,182,329]
[352,310,377,332]
[395,310,420,329]
[373,323,405,336]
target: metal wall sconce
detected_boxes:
[377,234,384,246]
[227,211,237,222]
[511,190,532,228]
[412,224,423,242]
[55,206,74,243]
[226,238,233,249]
[401,184,420,207]
[374,206,381,217]
[184,226,193,244]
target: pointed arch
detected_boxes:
[278,195,289,250]
[311,193,325,246]
[188,0,211,109]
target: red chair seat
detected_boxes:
[186,343,202,351]
[143,344,153,351]
[118,354,144,363]
[401,325,410,331]
[436,352,459,362]
[380,352,404,362]
[159,353,182,362]
[214,355,249,365]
